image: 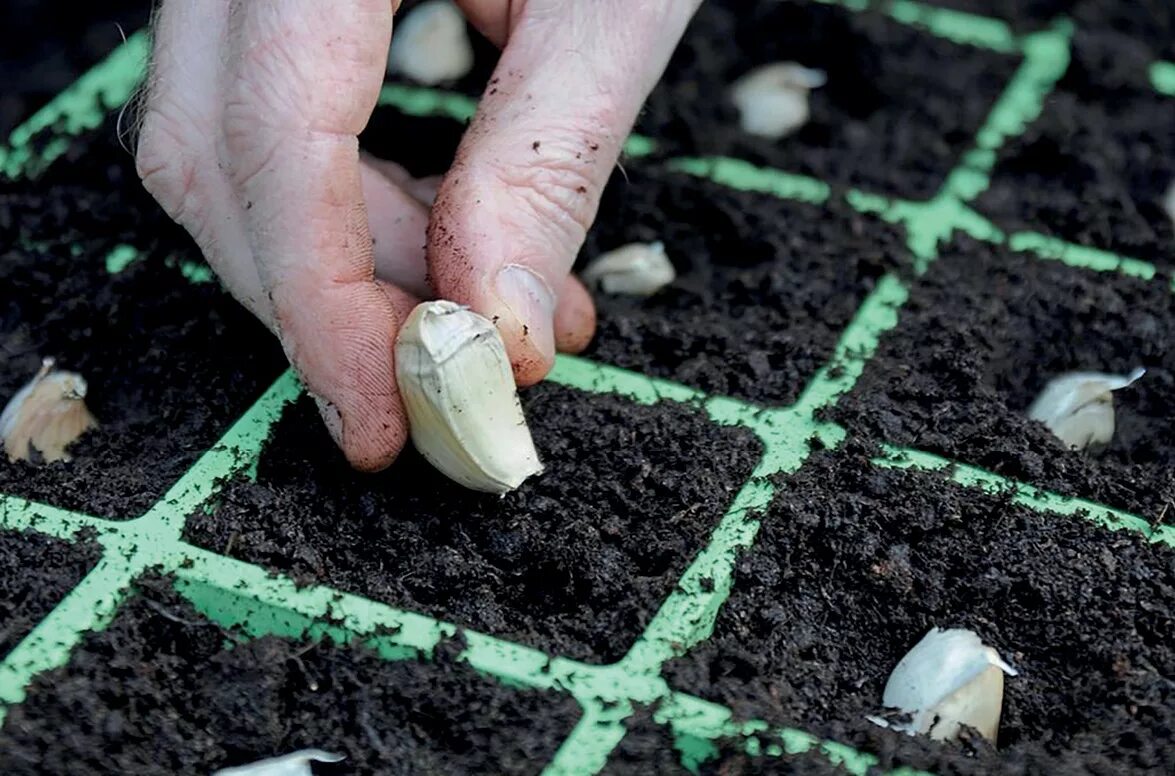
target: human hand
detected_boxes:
[134,0,701,471]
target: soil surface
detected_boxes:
[831,234,1175,519]
[638,0,1021,200]
[973,28,1175,266]
[0,112,288,519]
[580,166,905,406]
[184,386,761,664]
[0,575,581,775]
[662,441,1175,774]
[0,529,100,659]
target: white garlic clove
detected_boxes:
[212,749,345,776]
[869,628,1017,744]
[729,62,827,140]
[0,357,98,464]
[580,241,676,297]
[394,300,543,494]
[387,0,474,85]
[1027,367,1145,451]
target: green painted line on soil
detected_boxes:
[547,355,703,405]
[943,21,1072,203]
[1151,60,1175,96]
[842,191,955,269]
[883,0,1017,53]
[668,156,830,203]
[104,243,139,274]
[793,274,908,415]
[0,553,139,722]
[1007,232,1157,281]
[543,702,633,775]
[103,243,219,284]
[138,369,301,534]
[0,493,113,542]
[1,30,148,179]
[874,445,1174,546]
[376,83,657,158]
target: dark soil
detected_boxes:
[973,28,1175,266]
[662,441,1175,774]
[637,0,1021,200]
[184,385,761,664]
[830,235,1175,519]
[0,575,581,775]
[0,529,100,659]
[580,166,904,407]
[0,111,288,519]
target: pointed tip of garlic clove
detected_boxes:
[212,749,345,776]
[395,301,543,494]
[1027,367,1145,451]
[1,359,98,464]
[387,0,474,85]
[581,241,676,297]
[730,62,826,140]
[876,627,1016,744]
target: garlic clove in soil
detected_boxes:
[394,300,543,494]
[212,749,345,776]
[1027,367,1145,451]
[580,241,676,297]
[387,0,474,85]
[868,627,1017,744]
[0,357,97,463]
[729,62,827,140]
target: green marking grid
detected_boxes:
[1,2,1172,773]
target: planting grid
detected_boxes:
[1,1,1174,773]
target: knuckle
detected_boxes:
[491,149,600,246]
[134,107,204,228]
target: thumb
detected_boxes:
[427,0,701,385]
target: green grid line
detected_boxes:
[2,3,1173,774]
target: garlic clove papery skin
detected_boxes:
[213,749,345,776]
[730,62,826,140]
[387,0,474,85]
[580,241,676,297]
[1027,367,1145,451]
[395,300,543,494]
[0,358,97,463]
[874,628,1017,744]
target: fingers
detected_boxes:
[359,158,431,296]
[428,0,702,384]
[221,0,410,470]
[555,276,596,355]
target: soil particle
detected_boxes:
[580,165,904,406]
[662,441,1175,774]
[637,0,1020,199]
[0,575,581,775]
[830,235,1175,519]
[184,384,761,663]
[0,530,100,659]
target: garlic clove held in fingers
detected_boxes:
[730,62,826,140]
[1,357,97,463]
[869,627,1017,744]
[580,241,676,297]
[395,301,543,494]
[387,0,474,85]
[213,749,345,776]
[1027,367,1145,451]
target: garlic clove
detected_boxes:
[0,357,98,463]
[1027,367,1145,451]
[387,0,474,86]
[394,300,543,494]
[580,241,676,297]
[212,749,345,776]
[729,62,826,140]
[870,627,1017,744]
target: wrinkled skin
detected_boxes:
[136,0,701,471]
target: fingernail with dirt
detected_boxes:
[495,264,556,363]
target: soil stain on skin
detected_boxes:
[184,384,761,664]
[0,530,100,660]
[0,576,581,775]
[831,235,1175,519]
[662,442,1175,774]
[637,0,1021,199]
[580,165,904,406]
